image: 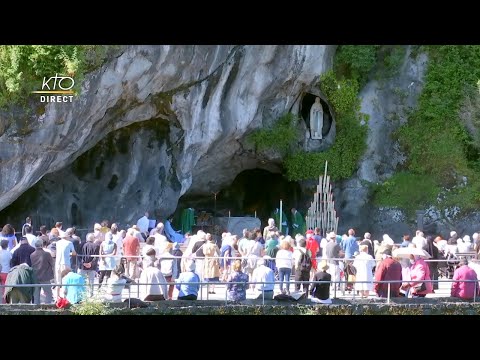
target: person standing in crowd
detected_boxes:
[176,260,200,300]
[11,236,35,268]
[374,248,402,298]
[37,226,49,244]
[136,211,150,239]
[172,243,183,280]
[341,229,359,260]
[123,228,140,279]
[352,244,375,298]
[24,225,36,247]
[325,232,344,290]
[0,240,12,303]
[191,231,207,281]
[21,216,32,237]
[157,242,178,300]
[401,254,433,298]
[451,257,479,300]
[276,239,293,295]
[54,229,76,291]
[98,232,117,288]
[1,224,17,251]
[293,237,311,294]
[263,219,278,241]
[80,233,100,297]
[290,208,306,236]
[305,230,319,279]
[360,232,375,257]
[425,235,440,290]
[310,260,332,304]
[251,256,275,300]
[400,234,412,248]
[203,234,220,295]
[30,239,54,304]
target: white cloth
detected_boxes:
[25,234,37,247]
[412,236,427,250]
[352,252,375,291]
[136,216,149,233]
[139,266,168,300]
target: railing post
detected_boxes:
[387,282,391,304]
[128,286,131,309]
[225,282,228,306]
[262,283,265,306]
[474,280,477,304]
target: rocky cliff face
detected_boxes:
[0,45,335,227]
[333,47,429,239]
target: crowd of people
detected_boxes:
[0,215,479,305]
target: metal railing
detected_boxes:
[0,277,478,307]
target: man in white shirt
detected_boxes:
[251,256,275,300]
[136,212,150,238]
[24,225,37,247]
[55,229,76,292]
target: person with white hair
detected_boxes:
[473,232,480,253]
[412,231,427,250]
[251,256,275,299]
[175,260,200,300]
[263,218,278,240]
[325,232,343,290]
[352,244,375,298]
[139,251,168,301]
[458,235,473,252]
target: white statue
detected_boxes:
[309,97,324,140]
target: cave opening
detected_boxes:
[173,168,307,233]
[300,93,333,137]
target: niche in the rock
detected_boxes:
[300,93,333,137]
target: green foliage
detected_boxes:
[247,113,300,155]
[334,45,379,86]
[71,298,114,315]
[0,45,117,107]
[284,70,368,181]
[319,70,360,117]
[375,45,407,80]
[392,45,480,212]
[373,172,440,215]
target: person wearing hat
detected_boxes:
[30,238,54,304]
[451,257,479,300]
[373,248,402,298]
[310,260,332,304]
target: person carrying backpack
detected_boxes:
[293,237,311,294]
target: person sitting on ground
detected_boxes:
[175,260,200,300]
[251,256,275,300]
[4,263,36,304]
[102,264,132,302]
[310,260,332,304]
[60,267,86,304]
[139,250,168,301]
[451,257,479,300]
[227,259,249,302]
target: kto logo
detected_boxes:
[32,74,75,103]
